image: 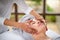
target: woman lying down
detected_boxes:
[19,14,60,40]
[19,14,50,40]
[0,14,60,40]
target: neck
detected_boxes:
[33,33,51,40]
[40,33,52,40]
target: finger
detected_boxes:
[37,19,44,23]
[25,28,32,33]
[26,29,36,34]
[25,27,36,34]
[30,27,38,34]
[28,27,37,34]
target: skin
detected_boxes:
[25,18,51,40]
[4,10,46,34]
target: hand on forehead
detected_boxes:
[25,18,47,33]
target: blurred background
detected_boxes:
[10,0,60,34]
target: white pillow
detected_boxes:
[46,29,60,40]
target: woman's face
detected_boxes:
[26,18,47,33]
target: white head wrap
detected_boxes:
[19,14,35,23]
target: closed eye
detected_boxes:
[31,21,35,24]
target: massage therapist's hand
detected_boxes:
[4,19,37,34]
[14,22,37,34]
[30,10,47,28]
